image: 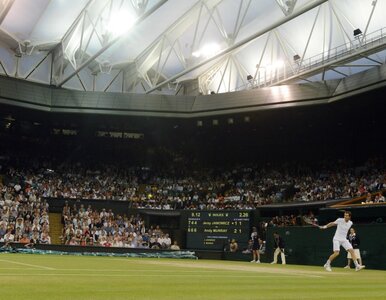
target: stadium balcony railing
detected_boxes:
[329,189,386,209]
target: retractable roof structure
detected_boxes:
[0,0,385,97]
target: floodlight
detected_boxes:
[99,61,112,74]
[274,60,284,68]
[107,11,136,37]
[293,54,300,61]
[353,28,362,37]
[192,43,220,58]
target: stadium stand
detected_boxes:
[1,155,384,210]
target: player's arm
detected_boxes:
[319,222,336,230]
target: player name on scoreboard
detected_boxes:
[186,211,250,250]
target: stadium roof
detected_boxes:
[0,0,385,96]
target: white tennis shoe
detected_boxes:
[324,263,332,272]
[355,265,365,272]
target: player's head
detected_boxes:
[350,227,355,234]
[344,211,352,221]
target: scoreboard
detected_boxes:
[186,211,251,250]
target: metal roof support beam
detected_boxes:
[264,27,386,87]
[298,5,321,70]
[330,68,348,77]
[134,0,225,85]
[232,55,250,89]
[146,0,328,94]
[198,55,228,94]
[0,0,15,25]
[0,59,8,76]
[361,0,378,44]
[361,54,383,65]
[328,2,352,47]
[252,32,271,82]
[60,0,95,43]
[104,69,122,92]
[274,30,296,76]
[331,64,380,68]
[76,73,87,91]
[232,0,252,41]
[57,0,168,87]
[275,0,297,16]
[216,55,230,93]
[24,52,51,80]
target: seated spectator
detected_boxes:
[229,239,238,252]
[40,232,51,244]
[150,234,161,249]
[2,230,14,243]
[258,238,266,255]
[242,240,253,254]
[170,241,180,250]
[19,233,31,244]
[374,192,385,203]
[159,233,172,249]
[365,192,373,204]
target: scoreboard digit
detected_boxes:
[186,211,251,250]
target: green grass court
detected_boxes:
[0,253,385,299]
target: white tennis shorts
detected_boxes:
[347,249,361,259]
[333,239,353,252]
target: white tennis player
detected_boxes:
[319,211,365,272]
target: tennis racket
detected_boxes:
[303,217,321,228]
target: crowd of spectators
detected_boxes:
[362,191,385,204]
[0,184,51,245]
[265,212,319,228]
[1,155,385,210]
[61,202,173,249]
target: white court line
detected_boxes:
[114,259,325,278]
[0,268,323,278]
[0,264,324,278]
[10,268,323,277]
[0,267,39,270]
[0,273,315,278]
[0,259,55,270]
[0,268,221,273]
[14,268,222,272]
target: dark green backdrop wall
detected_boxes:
[265,224,386,270]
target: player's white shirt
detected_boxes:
[333,218,352,240]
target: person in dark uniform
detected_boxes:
[250,227,260,263]
[344,227,362,268]
[271,232,286,264]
